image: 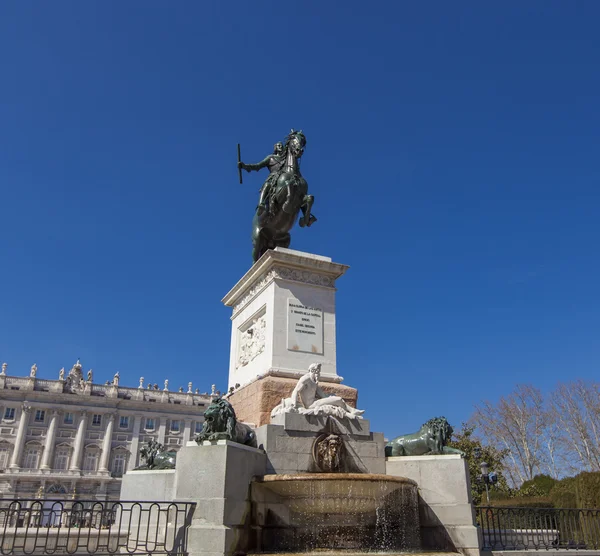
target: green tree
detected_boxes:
[519,474,557,497]
[448,423,512,505]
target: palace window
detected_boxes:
[3,408,15,421]
[195,421,203,434]
[145,418,155,431]
[24,448,40,469]
[92,414,102,426]
[63,413,74,425]
[119,416,129,429]
[47,484,67,495]
[83,451,98,472]
[170,420,180,433]
[34,410,45,423]
[54,449,69,470]
[0,447,10,469]
[111,453,127,477]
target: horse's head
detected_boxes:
[285,129,306,159]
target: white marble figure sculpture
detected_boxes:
[271,363,365,420]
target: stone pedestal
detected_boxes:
[256,412,385,475]
[226,374,357,427]
[222,248,349,390]
[386,454,481,556]
[175,440,267,556]
[120,469,176,501]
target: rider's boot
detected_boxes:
[257,187,269,216]
[306,214,317,227]
[282,184,294,214]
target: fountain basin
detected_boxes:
[254,473,417,515]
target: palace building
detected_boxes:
[0,360,211,501]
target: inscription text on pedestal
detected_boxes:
[287,299,324,354]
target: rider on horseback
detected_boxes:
[239,130,317,262]
[238,142,285,215]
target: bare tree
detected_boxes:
[550,380,600,473]
[471,384,551,486]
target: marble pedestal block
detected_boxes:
[120,469,176,501]
[222,248,349,390]
[256,412,385,475]
[386,454,481,556]
[227,374,358,427]
[174,440,267,556]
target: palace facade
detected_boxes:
[0,360,211,501]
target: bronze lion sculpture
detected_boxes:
[195,397,256,447]
[135,439,176,470]
[385,416,465,457]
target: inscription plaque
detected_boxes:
[287,299,323,354]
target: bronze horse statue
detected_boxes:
[239,130,316,262]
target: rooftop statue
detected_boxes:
[271,363,365,420]
[385,417,465,457]
[195,397,256,447]
[238,130,317,262]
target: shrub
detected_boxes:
[521,474,558,496]
[550,477,577,508]
[574,472,600,509]
[491,496,553,508]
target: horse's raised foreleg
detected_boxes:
[299,194,317,228]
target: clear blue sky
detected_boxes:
[1,2,598,439]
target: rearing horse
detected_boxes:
[240,130,316,262]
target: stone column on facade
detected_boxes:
[127,414,143,472]
[183,419,192,443]
[40,410,60,470]
[9,404,32,469]
[70,411,88,471]
[98,413,115,474]
[157,417,166,446]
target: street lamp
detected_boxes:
[478,461,498,505]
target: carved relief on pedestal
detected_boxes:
[236,313,267,369]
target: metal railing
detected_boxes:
[0,499,195,555]
[478,506,600,551]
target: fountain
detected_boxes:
[122,366,479,556]
[252,473,420,552]
[256,473,415,514]
[252,473,421,552]
[121,247,481,556]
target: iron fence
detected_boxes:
[0,499,195,555]
[478,506,600,551]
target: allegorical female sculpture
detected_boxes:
[238,130,317,262]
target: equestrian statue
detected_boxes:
[238,130,317,262]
